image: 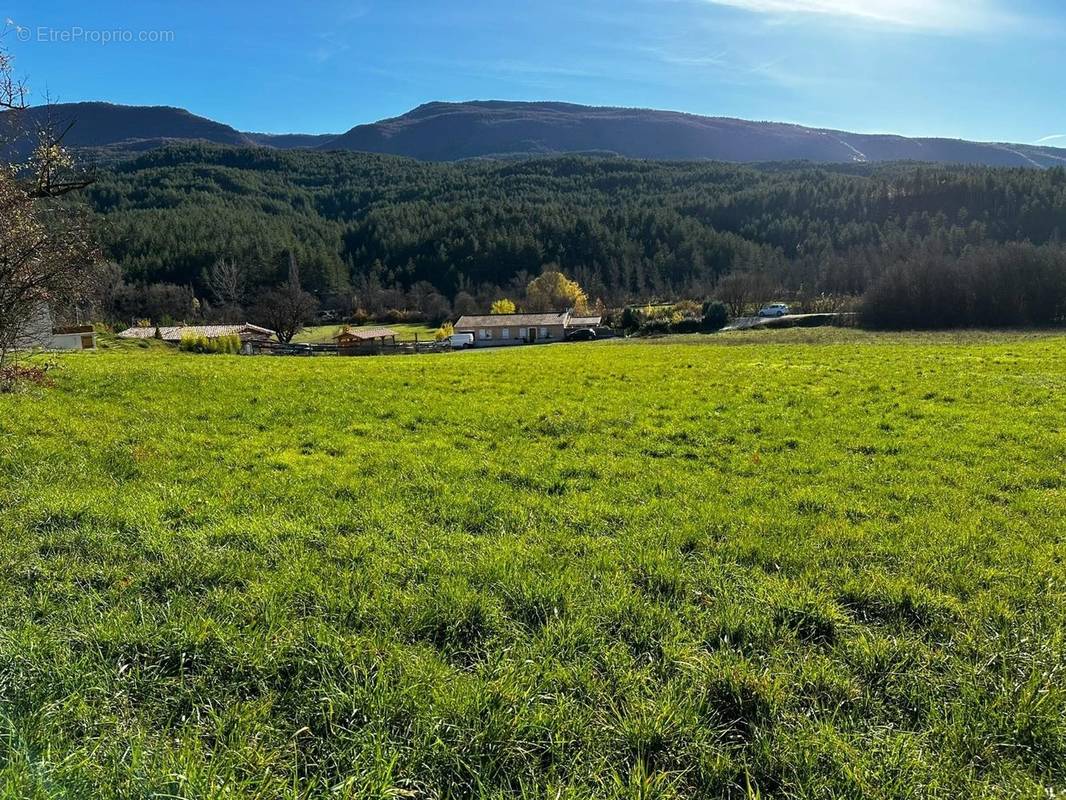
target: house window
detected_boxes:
[501,328,510,339]
[518,328,527,338]
[540,327,550,338]
[479,329,491,340]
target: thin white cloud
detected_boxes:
[1035,134,1066,145]
[651,48,731,68]
[643,44,863,91]
[701,0,1015,33]
[311,35,352,64]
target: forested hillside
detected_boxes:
[84,144,1066,324]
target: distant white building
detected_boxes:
[14,304,96,351]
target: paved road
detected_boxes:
[722,313,853,331]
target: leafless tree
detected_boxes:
[253,253,318,343]
[0,38,99,367]
[408,280,451,324]
[204,257,249,321]
[714,271,775,318]
[88,263,126,322]
[0,171,99,364]
[452,291,478,316]
[0,47,27,113]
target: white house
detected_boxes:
[453,311,603,347]
[454,312,570,347]
[14,304,96,351]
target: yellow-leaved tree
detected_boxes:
[525,271,588,314]
[490,298,516,314]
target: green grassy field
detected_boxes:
[1,330,1064,799]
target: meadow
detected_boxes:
[1,330,1064,799]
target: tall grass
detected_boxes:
[0,329,1063,798]
[178,334,242,354]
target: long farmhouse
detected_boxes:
[117,323,275,344]
[454,311,601,347]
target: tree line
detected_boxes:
[80,144,1066,329]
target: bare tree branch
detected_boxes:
[0,42,100,366]
[252,253,318,343]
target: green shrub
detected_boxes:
[638,319,672,335]
[672,299,702,318]
[672,318,703,334]
[702,300,729,331]
[624,301,708,335]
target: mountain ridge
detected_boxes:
[4,99,1064,168]
[322,100,1066,167]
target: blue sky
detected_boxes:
[3,0,1064,145]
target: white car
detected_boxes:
[758,303,791,318]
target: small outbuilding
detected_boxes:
[51,324,97,350]
[334,326,398,354]
[15,305,96,351]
